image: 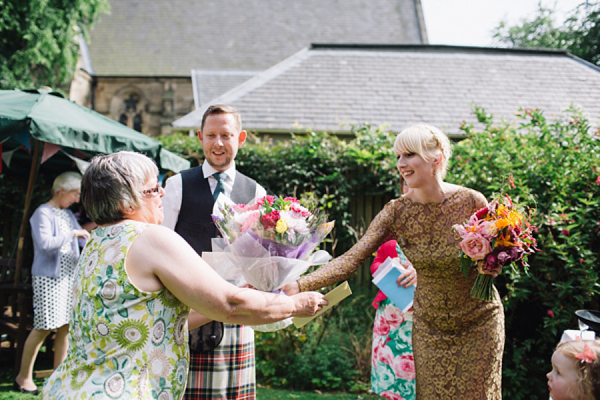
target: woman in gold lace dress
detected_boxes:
[285,124,504,399]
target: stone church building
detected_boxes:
[69,0,428,136]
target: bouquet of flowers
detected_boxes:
[453,193,538,301]
[204,195,334,331]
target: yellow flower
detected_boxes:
[495,219,510,230]
[276,218,288,234]
[506,210,523,227]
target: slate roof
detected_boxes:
[172,44,600,135]
[191,70,259,108]
[86,0,427,77]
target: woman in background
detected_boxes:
[371,179,417,400]
[14,172,90,394]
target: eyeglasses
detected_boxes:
[141,183,161,196]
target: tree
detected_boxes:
[493,1,600,65]
[0,0,109,91]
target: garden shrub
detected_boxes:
[452,105,600,399]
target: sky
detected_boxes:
[421,0,586,46]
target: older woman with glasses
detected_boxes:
[15,172,90,395]
[41,151,326,400]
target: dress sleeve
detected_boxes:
[297,200,397,291]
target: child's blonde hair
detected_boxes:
[556,340,600,400]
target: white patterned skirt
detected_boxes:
[32,250,78,330]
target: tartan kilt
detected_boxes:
[185,323,256,399]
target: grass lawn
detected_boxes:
[0,349,380,399]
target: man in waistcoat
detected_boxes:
[162,104,266,399]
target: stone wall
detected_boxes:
[70,74,194,136]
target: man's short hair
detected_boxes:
[200,104,242,132]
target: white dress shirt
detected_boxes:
[161,160,266,230]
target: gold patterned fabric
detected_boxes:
[298,188,504,399]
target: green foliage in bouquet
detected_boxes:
[451,105,600,399]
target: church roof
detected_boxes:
[173,44,600,135]
[86,0,427,77]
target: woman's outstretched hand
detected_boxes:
[291,292,328,317]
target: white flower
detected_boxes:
[280,211,309,234]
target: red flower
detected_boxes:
[561,229,570,236]
[596,176,600,185]
[548,310,555,318]
[260,211,280,229]
[475,207,489,220]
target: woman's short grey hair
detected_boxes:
[51,171,82,195]
[81,151,158,225]
[393,124,452,178]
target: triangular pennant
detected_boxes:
[2,148,19,169]
[13,128,31,151]
[41,143,61,164]
[74,149,91,159]
[61,150,90,174]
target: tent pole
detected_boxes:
[15,139,42,286]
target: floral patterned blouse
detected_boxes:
[42,220,190,400]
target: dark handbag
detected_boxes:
[189,321,224,352]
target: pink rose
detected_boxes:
[393,354,416,380]
[260,211,280,229]
[240,211,260,232]
[373,315,391,336]
[257,195,276,206]
[381,391,406,400]
[459,232,492,260]
[383,305,404,328]
[477,220,497,240]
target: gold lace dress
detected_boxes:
[298,188,504,399]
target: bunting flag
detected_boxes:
[41,142,61,164]
[1,148,19,170]
[13,128,31,151]
[61,150,90,174]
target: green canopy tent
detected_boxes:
[0,89,190,282]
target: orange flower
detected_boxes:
[495,219,510,230]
